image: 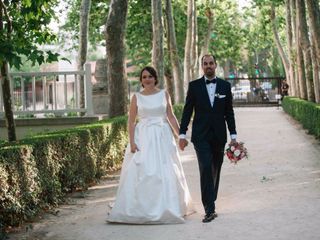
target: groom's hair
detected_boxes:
[139,66,159,87]
[201,54,217,65]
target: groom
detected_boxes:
[179,54,237,223]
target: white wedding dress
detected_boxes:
[107,89,193,224]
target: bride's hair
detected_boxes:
[139,66,158,87]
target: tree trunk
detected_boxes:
[164,69,175,104]
[105,0,128,117]
[152,0,164,88]
[0,2,16,141]
[78,0,91,114]
[190,1,198,80]
[306,0,320,62]
[270,5,290,86]
[164,0,184,103]
[198,4,214,77]
[1,62,17,141]
[163,19,175,104]
[291,0,300,96]
[298,0,314,102]
[306,0,320,102]
[184,0,193,90]
[310,32,320,103]
[296,0,307,100]
[285,0,295,96]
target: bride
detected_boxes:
[107,66,194,224]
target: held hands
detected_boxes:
[130,143,139,153]
[179,139,188,151]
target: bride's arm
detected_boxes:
[128,94,138,152]
[165,91,180,137]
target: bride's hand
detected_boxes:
[130,143,139,153]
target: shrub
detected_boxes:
[0,116,128,232]
[282,97,320,139]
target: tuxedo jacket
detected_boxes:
[180,76,236,144]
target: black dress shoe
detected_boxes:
[202,212,218,223]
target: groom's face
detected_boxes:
[202,56,216,78]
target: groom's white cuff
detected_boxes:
[179,134,186,139]
[230,134,237,140]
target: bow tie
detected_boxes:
[206,78,217,84]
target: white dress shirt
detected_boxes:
[205,76,217,107]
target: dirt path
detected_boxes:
[8,107,320,240]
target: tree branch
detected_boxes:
[0,0,12,35]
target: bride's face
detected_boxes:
[141,70,156,88]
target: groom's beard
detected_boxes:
[204,68,215,79]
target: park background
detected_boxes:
[0,0,320,238]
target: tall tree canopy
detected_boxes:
[0,0,60,141]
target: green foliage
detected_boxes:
[0,116,128,232]
[282,97,320,139]
[173,104,184,121]
[126,0,152,68]
[205,0,243,66]
[61,0,110,51]
[61,0,188,69]
[0,146,41,227]
[0,0,61,69]
[241,1,286,77]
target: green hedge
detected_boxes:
[0,116,128,232]
[282,97,320,139]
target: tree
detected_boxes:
[190,0,198,80]
[0,0,59,142]
[306,0,320,62]
[284,0,295,96]
[270,4,290,84]
[105,0,128,117]
[164,0,184,103]
[295,0,307,99]
[78,0,91,113]
[184,0,194,87]
[62,0,109,52]
[152,0,164,88]
[297,0,314,101]
[198,1,214,77]
[306,0,320,103]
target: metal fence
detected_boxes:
[0,63,93,117]
[226,77,285,105]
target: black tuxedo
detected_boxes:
[180,76,236,215]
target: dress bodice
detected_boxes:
[136,90,167,119]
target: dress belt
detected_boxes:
[138,117,166,127]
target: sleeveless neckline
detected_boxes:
[139,89,163,96]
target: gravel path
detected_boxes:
[8,107,320,240]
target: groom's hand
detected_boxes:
[229,139,237,146]
[179,139,188,151]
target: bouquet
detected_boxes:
[225,141,248,164]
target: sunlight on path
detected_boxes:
[9,107,320,240]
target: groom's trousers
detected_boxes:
[193,139,225,215]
